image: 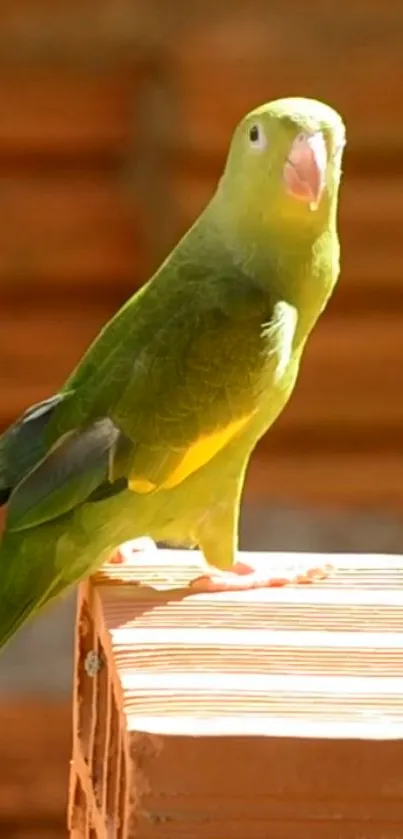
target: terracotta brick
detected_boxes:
[0,699,70,823]
[69,548,403,838]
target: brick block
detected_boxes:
[69,548,403,838]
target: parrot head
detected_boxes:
[217,96,346,235]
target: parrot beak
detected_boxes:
[283,131,327,210]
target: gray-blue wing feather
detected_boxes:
[0,394,67,503]
[6,417,123,533]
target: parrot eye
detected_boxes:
[248,123,267,151]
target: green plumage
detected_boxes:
[0,97,346,650]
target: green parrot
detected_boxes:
[0,96,346,651]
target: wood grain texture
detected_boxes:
[0,70,143,160]
[0,173,145,290]
[167,3,403,158]
[0,0,158,64]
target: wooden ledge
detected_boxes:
[69,548,403,839]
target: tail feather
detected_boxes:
[0,592,42,652]
[0,396,132,651]
[0,540,60,652]
[0,517,83,652]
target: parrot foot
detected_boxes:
[191,557,334,592]
[108,537,158,564]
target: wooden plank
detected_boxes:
[0,0,154,64]
[0,69,143,159]
[0,173,145,290]
[276,315,403,430]
[0,301,115,424]
[246,449,403,509]
[168,5,403,160]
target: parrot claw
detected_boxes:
[108,537,157,565]
[191,558,334,592]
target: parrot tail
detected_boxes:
[0,528,71,653]
[0,534,47,651]
[0,395,130,652]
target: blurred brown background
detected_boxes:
[0,2,403,837]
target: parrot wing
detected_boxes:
[5,416,125,533]
[3,285,295,534]
[0,414,127,648]
[108,289,295,493]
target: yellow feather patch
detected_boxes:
[161,413,252,490]
[128,478,156,494]
[128,414,252,495]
